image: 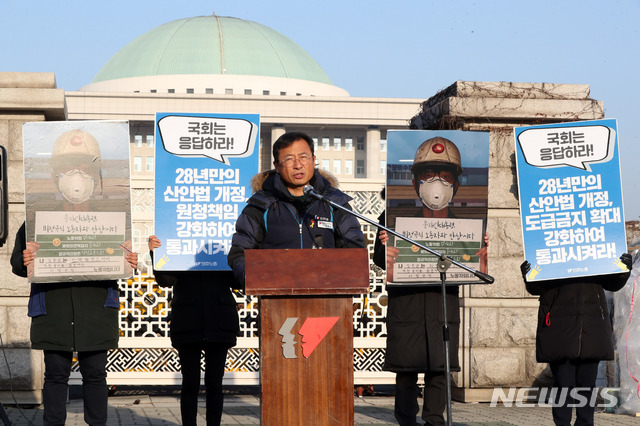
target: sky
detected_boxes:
[2,0,640,217]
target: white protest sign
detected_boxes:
[157,115,258,165]
[517,125,615,172]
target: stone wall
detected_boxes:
[0,72,66,403]
[410,81,605,401]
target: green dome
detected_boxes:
[92,15,333,85]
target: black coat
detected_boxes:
[11,223,119,352]
[384,286,460,373]
[228,169,366,284]
[153,265,239,349]
[525,273,629,362]
[373,213,460,373]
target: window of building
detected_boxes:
[322,137,330,151]
[134,135,142,147]
[345,138,353,151]
[356,137,365,151]
[322,159,330,171]
[263,90,270,95]
[150,89,157,93]
[186,88,194,94]
[345,160,353,175]
[168,89,175,94]
[206,88,213,94]
[333,159,341,175]
[146,156,154,172]
[280,91,287,96]
[134,156,142,172]
[146,135,154,148]
[356,160,365,176]
[312,138,319,152]
[334,137,341,151]
[225,88,233,95]
[244,89,252,95]
[380,160,386,175]
[380,139,387,152]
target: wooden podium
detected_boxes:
[245,248,369,426]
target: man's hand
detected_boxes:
[125,252,138,269]
[379,230,399,281]
[148,235,161,252]
[621,253,633,271]
[386,246,399,281]
[23,241,40,267]
[379,230,389,245]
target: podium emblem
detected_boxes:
[278,317,340,359]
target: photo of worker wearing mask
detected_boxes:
[383,130,490,286]
[22,121,133,283]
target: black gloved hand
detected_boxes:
[620,253,633,271]
[520,260,531,279]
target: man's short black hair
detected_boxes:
[273,131,314,163]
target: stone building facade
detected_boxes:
[0,75,611,403]
[0,72,67,403]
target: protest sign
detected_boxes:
[23,120,133,283]
[386,130,489,286]
[515,119,627,281]
[153,113,259,271]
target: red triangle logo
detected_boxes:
[298,317,340,358]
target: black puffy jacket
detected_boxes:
[152,258,239,349]
[227,169,366,285]
[525,273,629,362]
[11,223,120,352]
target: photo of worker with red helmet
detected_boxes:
[374,130,489,426]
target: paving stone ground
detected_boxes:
[2,386,640,425]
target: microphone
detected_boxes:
[303,185,323,200]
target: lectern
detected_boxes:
[245,248,369,426]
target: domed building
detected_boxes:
[81,15,349,97]
[68,14,419,181]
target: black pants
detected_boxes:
[549,359,599,426]
[176,342,229,426]
[43,350,108,426]
[395,371,447,426]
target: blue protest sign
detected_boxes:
[154,113,259,271]
[515,119,627,281]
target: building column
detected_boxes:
[366,126,381,179]
[266,125,286,169]
[0,72,66,404]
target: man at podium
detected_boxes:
[228,131,366,283]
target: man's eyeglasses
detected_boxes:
[279,153,314,168]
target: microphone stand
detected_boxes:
[303,185,493,426]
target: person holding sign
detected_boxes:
[11,127,138,426]
[11,222,138,426]
[148,235,239,426]
[227,131,365,285]
[521,255,631,426]
[376,136,488,426]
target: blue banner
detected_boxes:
[153,113,259,271]
[515,119,627,281]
